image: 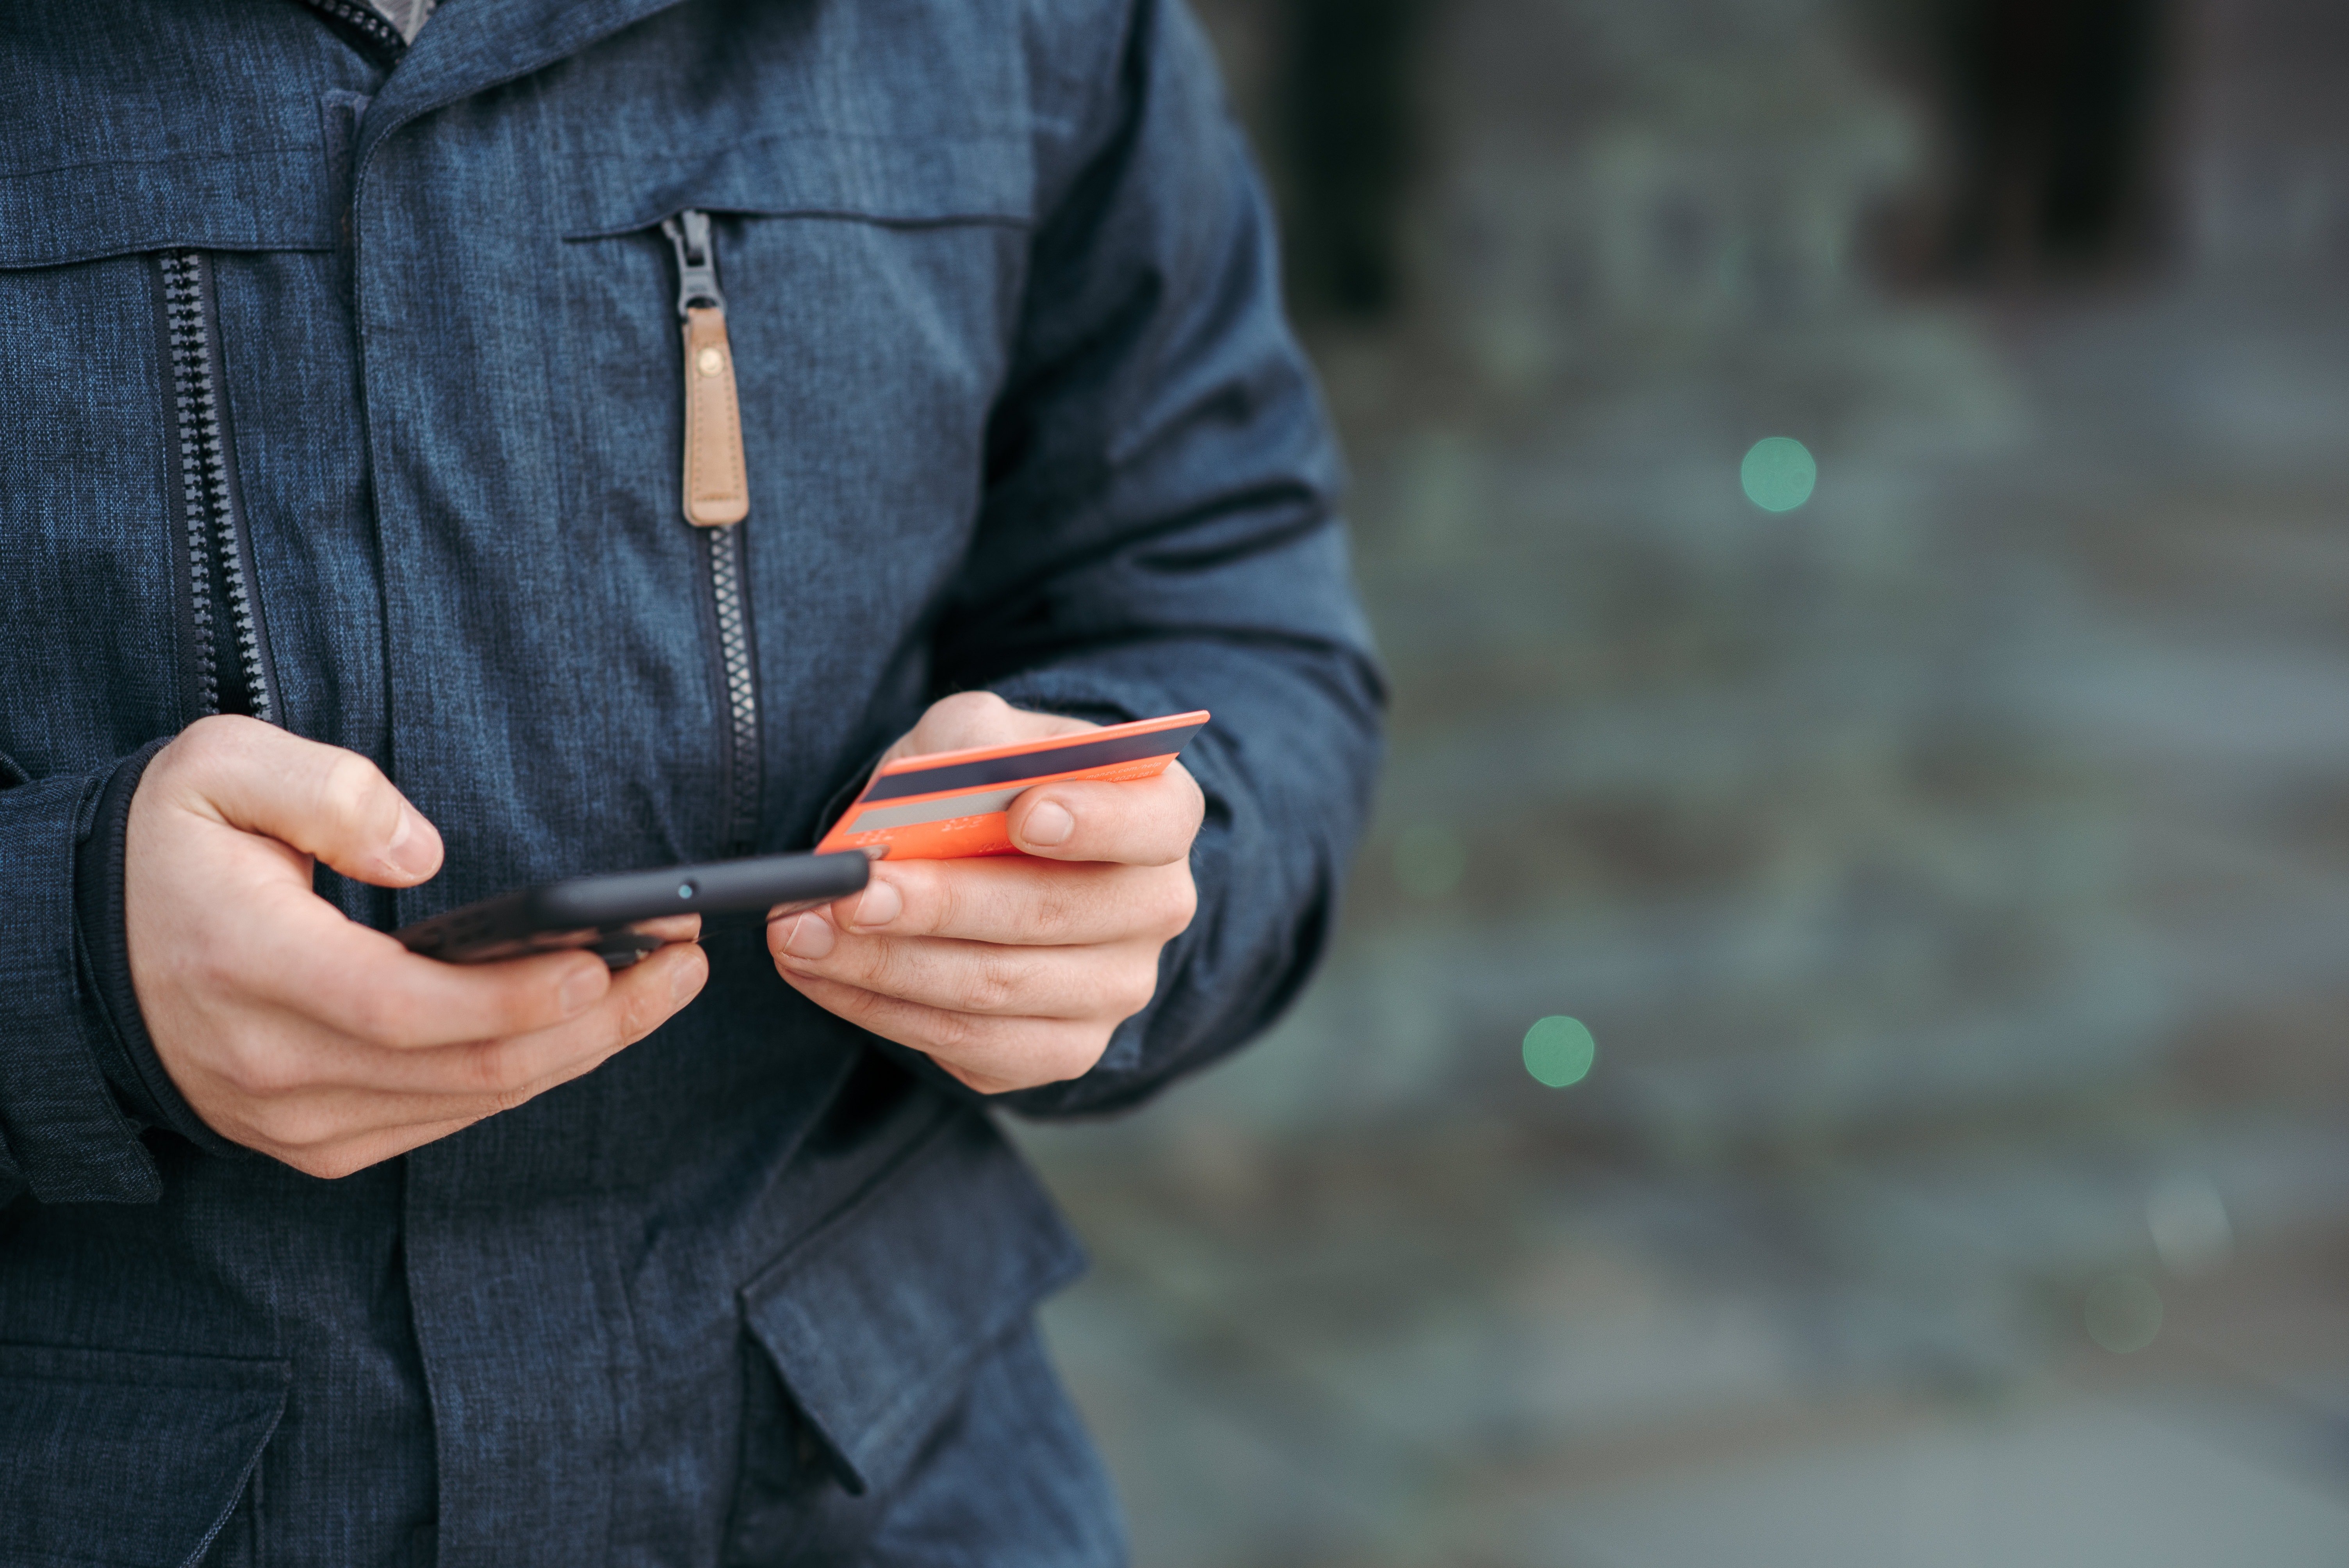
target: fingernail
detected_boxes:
[671,950,706,1004]
[780,911,836,961]
[383,806,436,880]
[558,963,603,1014]
[1022,800,1075,847]
[849,880,902,930]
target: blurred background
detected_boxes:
[1012,0,2349,1561]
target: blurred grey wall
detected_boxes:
[1016,3,2349,1563]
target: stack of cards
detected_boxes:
[814,711,1210,860]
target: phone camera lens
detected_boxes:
[677,880,697,900]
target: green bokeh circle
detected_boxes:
[1522,1016,1597,1089]
[1740,437,1817,512]
[2083,1274,2163,1354]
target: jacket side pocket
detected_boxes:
[724,1111,1086,1561]
[0,1343,289,1568]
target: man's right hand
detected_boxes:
[125,716,709,1179]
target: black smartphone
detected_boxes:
[394,850,871,968]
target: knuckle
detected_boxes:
[1153,874,1199,939]
[912,692,1003,751]
[1052,1026,1115,1082]
[512,975,580,1036]
[856,940,916,996]
[958,950,1025,1014]
[1025,884,1082,943]
[171,713,242,773]
[477,994,534,1043]
[819,982,883,1025]
[152,733,203,789]
[907,871,960,938]
[223,1040,305,1099]
[168,715,279,804]
[315,752,390,834]
[941,1060,1001,1094]
[850,987,904,1030]
[188,939,246,999]
[453,1051,539,1112]
[923,1005,985,1057]
[459,1040,531,1098]
[281,1149,346,1180]
[1110,966,1159,1019]
[293,1135,390,1181]
[345,985,422,1048]
[483,1085,536,1119]
[251,1099,339,1155]
[934,690,1010,726]
[1175,763,1206,815]
[617,986,663,1045]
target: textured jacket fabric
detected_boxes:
[0,2,1382,1564]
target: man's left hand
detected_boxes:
[770,693,1203,1094]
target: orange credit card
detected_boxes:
[813,710,1210,861]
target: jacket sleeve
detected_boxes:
[0,747,169,1208]
[921,0,1386,1117]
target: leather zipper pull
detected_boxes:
[663,210,749,527]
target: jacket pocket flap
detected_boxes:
[561,130,1034,240]
[0,155,340,269]
[739,1112,1084,1496]
[0,1344,289,1568]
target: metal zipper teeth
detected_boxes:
[159,251,274,723]
[159,253,220,715]
[667,209,763,852]
[708,520,763,854]
[287,0,409,67]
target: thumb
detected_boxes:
[161,715,444,887]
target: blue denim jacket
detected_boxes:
[0,2,1381,1562]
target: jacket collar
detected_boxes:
[353,0,692,177]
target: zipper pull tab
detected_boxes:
[662,209,749,527]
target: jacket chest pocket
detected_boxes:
[0,172,340,778]
[546,132,1036,853]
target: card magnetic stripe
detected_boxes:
[855,722,1207,803]
[846,786,1028,832]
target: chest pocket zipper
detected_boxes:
[663,210,762,855]
[158,251,278,725]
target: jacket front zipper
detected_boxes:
[663,210,763,854]
[158,250,277,724]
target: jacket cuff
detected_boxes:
[0,759,162,1205]
[74,739,239,1159]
